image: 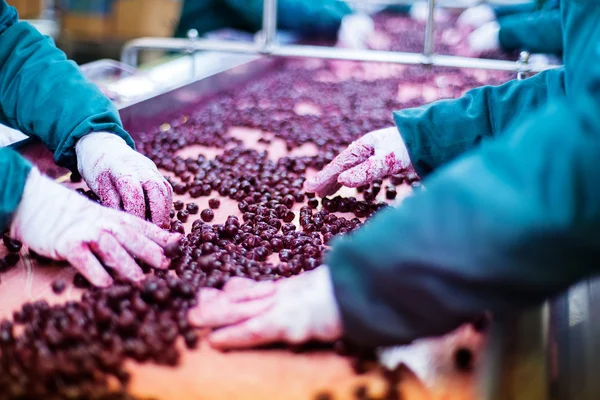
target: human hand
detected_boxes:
[10,167,181,287]
[457,4,496,28]
[337,13,375,49]
[468,21,500,53]
[305,127,413,197]
[76,132,173,229]
[190,267,343,349]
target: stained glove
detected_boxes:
[190,266,343,349]
[457,4,496,28]
[10,167,181,287]
[468,21,501,53]
[337,13,375,49]
[305,127,413,197]
[76,132,173,229]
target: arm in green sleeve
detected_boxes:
[328,97,600,347]
[394,67,565,178]
[0,3,133,171]
[0,148,31,232]
[224,0,352,37]
[327,0,600,347]
[498,10,563,54]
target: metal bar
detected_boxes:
[261,0,278,52]
[423,0,436,60]
[121,37,560,73]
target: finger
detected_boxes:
[338,153,401,187]
[64,243,113,287]
[208,315,283,349]
[304,141,373,193]
[95,173,121,209]
[90,232,144,281]
[190,296,275,328]
[123,213,179,248]
[224,279,276,302]
[115,175,146,219]
[110,224,169,269]
[143,180,171,229]
[315,181,343,199]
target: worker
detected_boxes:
[190,0,600,350]
[458,0,562,55]
[0,1,179,287]
[175,0,353,40]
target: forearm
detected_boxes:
[394,67,565,177]
[498,11,563,53]
[0,16,133,171]
[0,148,31,231]
[328,99,600,347]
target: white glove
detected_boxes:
[190,266,343,349]
[409,2,450,23]
[10,167,181,287]
[76,132,173,229]
[337,13,375,49]
[304,127,413,197]
[468,21,500,52]
[457,4,496,28]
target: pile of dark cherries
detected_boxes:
[0,13,507,400]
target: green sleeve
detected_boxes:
[0,2,134,172]
[224,0,352,37]
[498,10,563,54]
[0,148,31,232]
[394,67,565,178]
[327,0,600,347]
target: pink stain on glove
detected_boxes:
[305,127,413,197]
[10,168,181,287]
[76,132,173,229]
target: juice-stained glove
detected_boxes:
[468,21,501,53]
[10,167,181,287]
[190,266,343,349]
[337,13,375,49]
[76,132,173,229]
[457,4,496,28]
[305,127,413,197]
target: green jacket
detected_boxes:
[0,0,132,231]
[175,0,352,38]
[497,0,562,54]
[327,0,600,346]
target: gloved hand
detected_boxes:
[76,132,173,229]
[468,21,500,53]
[190,266,343,349]
[457,4,496,28]
[337,13,375,49]
[305,127,413,197]
[409,2,450,23]
[10,167,181,287]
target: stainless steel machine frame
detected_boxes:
[120,0,560,77]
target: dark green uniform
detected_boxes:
[327,0,600,347]
[0,1,132,230]
[175,0,352,38]
[497,0,562,54]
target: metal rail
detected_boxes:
[121,37,558,74]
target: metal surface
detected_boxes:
[479,305,550,400]
[121,37,560,73]
[260,0,278,51]
[423,0,436,60]
[117,56,276,135]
